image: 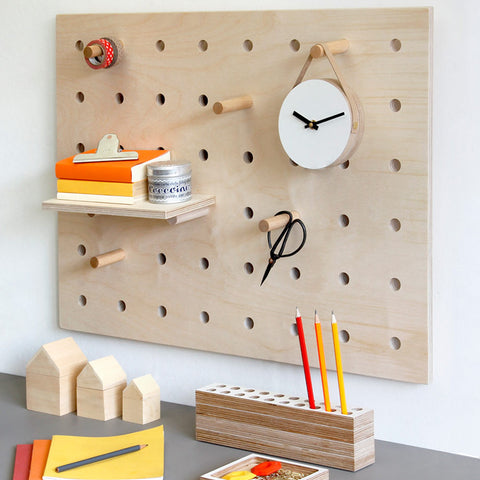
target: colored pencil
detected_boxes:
[55,444,148,473]
[331,311,347,414]
[295,307,316,409]
[314,310,331,412]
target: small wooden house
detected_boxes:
[123,374,161,424]
[76,355,127,421]
[26,337,88,415]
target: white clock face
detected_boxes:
[278,79,353,169]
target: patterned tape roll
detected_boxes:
[84,38,120,69]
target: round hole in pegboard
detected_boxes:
[198,39,208,51]
[156,40,165,52]
[390,38,402,52]
[339,160,350,169]
[390,218,401,232]
[243,151,254,164]
[243,39,253,51]
[200,311,210,324]
[290,39,301,52]
[390,277,401,291]
[75,92,85,103]
[118,300,126,312]
[390,158,402,172]
[290,323,299,336]
[339,214,350,227]
[115,92,125,104]
[77,244,86,256]
[390,336,402,350]
[244,207,254,219]
[199,149,209,161]
[390,98,401,112]
[339,329,350,343]
[75,40,84,51]
[158,305,167,318]
[158,253,166,265]
[339,272,350,285]
[78,295,87,307]
[156,93,166,105]
[199,94,209,106]
[244,317,254,330]
[290,267,301,280]
[244,262,254,274]
[76,143,85,153]
[200,257,210,270]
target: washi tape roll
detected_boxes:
[84,38,122,69]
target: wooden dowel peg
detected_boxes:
[213,95,253,114]
[258,211,301,232]
[167,207,210,225]
[310,39,349,58]
[90,248,126,268]
[84,43,103,59]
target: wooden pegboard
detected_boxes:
[53,9,432,383]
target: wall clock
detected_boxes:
[278,43,364,169]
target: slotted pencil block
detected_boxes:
[195,384,374,472]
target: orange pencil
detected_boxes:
[314,310,331,412]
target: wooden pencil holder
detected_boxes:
[196,384,375,472]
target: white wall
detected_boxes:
[1,0,479,459]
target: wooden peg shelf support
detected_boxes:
[310,39,350,58]
[90,248,126,268]
[258,211,301,232]
[213,95,253,114]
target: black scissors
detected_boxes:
[260,211,307,286]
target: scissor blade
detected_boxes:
[260,261,274,286]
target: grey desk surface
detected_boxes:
[1,373,478,479]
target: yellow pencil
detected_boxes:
[314,310,331,412]
[331,311,347,414]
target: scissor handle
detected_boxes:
[267,211,307,259]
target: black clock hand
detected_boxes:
[312,112,345,126]
[292,111,318,130]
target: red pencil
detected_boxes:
[295,307,316,409]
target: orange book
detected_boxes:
[55,150,170,183]
[28,439,51,480]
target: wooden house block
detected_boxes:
[76,355,127,421]
[26,337,87,415]
[122,374,161,424]
[196,384,375,472]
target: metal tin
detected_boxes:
[147,161,192,204]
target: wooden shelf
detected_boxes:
[42,194,215,220]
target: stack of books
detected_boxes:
[12,425,164,480]
[55,149,170,205]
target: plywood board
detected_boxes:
[55,9,432,383]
